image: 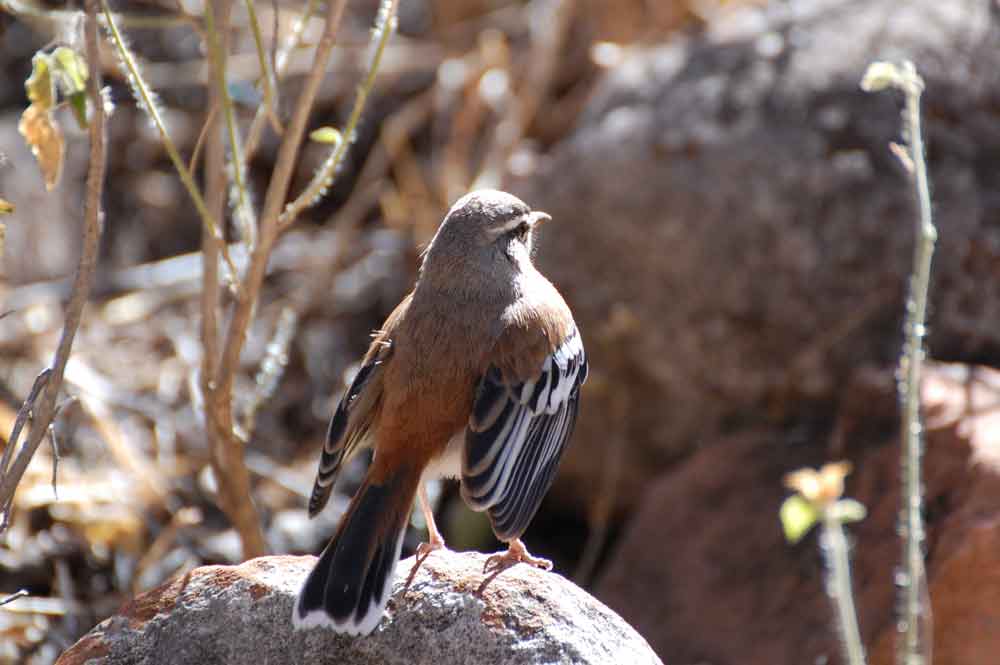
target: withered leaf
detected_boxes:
[19,104,65,191]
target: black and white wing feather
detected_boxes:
[462,328,587,541]
[307,294,410,518]
[307,343,390,517]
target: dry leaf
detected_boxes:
[19,49,79,190]
[783,461,852,507]
[18,104,64,191]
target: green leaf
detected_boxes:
[51,46,89,96]
[52,47,90,129]
[309,126,343,145]
[0,198,14,214]
[25,52,55,110]
[780,495,819,544]
[68,92,89,130]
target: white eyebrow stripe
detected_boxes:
[491,214,530,235]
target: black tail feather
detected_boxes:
[294,471,415,635]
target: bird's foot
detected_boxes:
[476,539,551,595]
[403,536,446,593]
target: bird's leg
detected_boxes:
[417,483,446,551]
[476,538,552,595]
[403,484,447,592]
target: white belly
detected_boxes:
[422,429,464,480]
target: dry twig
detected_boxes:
[0,370,51,498]
[199,0,355,560]
[99,0,240,287]
[0,0,106,533]
[201,0,267,558]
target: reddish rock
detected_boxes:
[597,363,1000,665]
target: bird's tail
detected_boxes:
[293,467,419,635]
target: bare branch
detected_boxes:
[893,61,935,665]
[0,0,106,534]
[202,0,267,559]
[48,423,59,500]
[99,0,240,287]
[0,369,50,481]
[244,0,320,161]
[204,0,257,251]
[862,58,936,665]
[210,0,349,417]
[243,0,281,137]
[279,0,399,227]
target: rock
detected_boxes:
[57,550,662,665]
[596,362,1000,664]
[508,0,999,513]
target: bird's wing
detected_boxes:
[462,325,587,541]
[307,294,412,517]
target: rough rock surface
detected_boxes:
[57,550,662,665]
[509,0,999,512]
[596,362,1000,665]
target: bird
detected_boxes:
[292,189,588,635]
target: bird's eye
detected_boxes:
[514,222,530,240]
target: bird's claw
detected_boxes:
[476,540,551,595]
[403,538,446,593]
[482,550,552,574]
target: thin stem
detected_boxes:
[279,0,399,227]
[99,0,240,286]
[896,61,935,665]
[238,306,297,437]
[203,0,267,559]
[197,0,348,559]
[0,370,51,529]
[273,0,318,75]
[0,0,106,533]
[0,370,50,481]
[244,0,320,161]
[821,515,867,665]
[861,59,936,665]
[212,0,348,410]
[1,0,197,29]
[244,0,278,121]
[203,0,257,251]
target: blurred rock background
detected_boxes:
[1,0,998,663]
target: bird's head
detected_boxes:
[419,190,551,291]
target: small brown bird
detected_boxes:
[292,190,587,634]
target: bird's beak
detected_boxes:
[528,211,552,227]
